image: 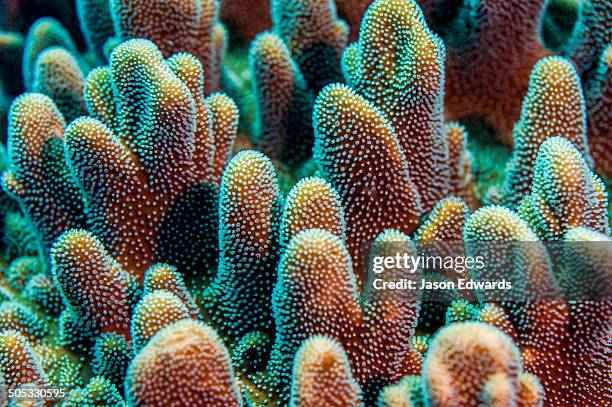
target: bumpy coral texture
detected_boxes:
[504,56,591,207]
[91,332,133,388]
[272,0,348,93]
[125,319,242,406]
[249,32,314,167]
[131,290,190,353]
[0,0,610,405]
[465,203,611,406]
[22,17,78,89]
[584,45,612,176]
[76,0,115,61]
[423,322,542,407]
[443,0,551,144]
[314,84,422,280]
[67,39,238,280]
[343,0,449,212]
[205,150,281,339]
[3,93,86,251]
[567,0,611,76]
[290,335,362,406]
[50,229,133,337]
[63,376,126,406]
[280,176,345,247]
[32,46,86,122]
[110,0,223,93]
[518,137,608,240]
[269,229,421,404]
[0,330,48,388]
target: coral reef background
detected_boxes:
[0,0,610,406]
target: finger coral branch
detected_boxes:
[464,206,571,405]
[110,0,222,93]
[143,263,199,319]
[584,45,612,177]
[22,17,78,89]
[249,32,314,167]
[32,47,87,123]
[269,229,361,401]
[422,322,525,406]
[0,330,48,388]
[280,176,345,247]
[290,336,362,406]
[206,92,240,182]
[63,376,126,406]
[76,0,116,62]
[314,84,421,279]
[272,0,348,93]
[50,229,132,336]
[416,197,469,243]
[343,0,449,211]
[270,228,421,404]
[206,150,281,338]
[443,0,551,143]
[445,122,475,208]
[66,39,237,279]
[3,93,86,251]
[125,319,242,406]
[567,0,612,77]
[518,137,608,240]
[505,57,590,208]
[64,116,155,274]
[131,290,191,353]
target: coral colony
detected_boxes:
[0,0,610,406]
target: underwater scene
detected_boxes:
[0,0,610,405]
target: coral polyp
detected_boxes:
[0,0,609,405]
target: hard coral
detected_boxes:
[504,56,591,208]
[125,319,242,406]
[343,0,449,212]
[111,0,223,93]
[67,39,238,279]
[314,84,421,279]
[443,0,551,143]
[518,137,608,240]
